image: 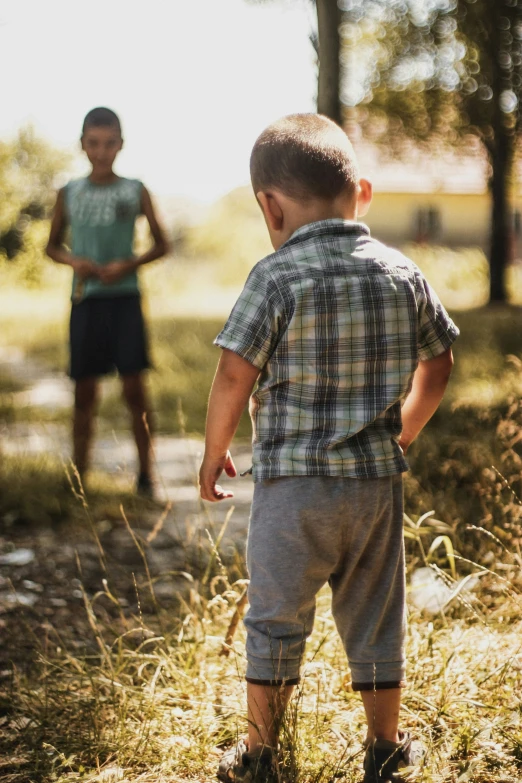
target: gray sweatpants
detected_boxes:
[244,474,406,690]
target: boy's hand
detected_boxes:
[200,349,259,502]
[199,451,237,502]
[72,258,99,280]
[98,260,133,285]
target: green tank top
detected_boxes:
[64,177,143,301]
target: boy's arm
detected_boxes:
[399,347,454,454]
[199,349,260,502]
[46,188,99,279]
[135,186,170,266]
[99,186,170,284]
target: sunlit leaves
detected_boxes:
[341,0,522,152]
[0,127,69,259]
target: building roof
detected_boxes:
[354,143,490,195]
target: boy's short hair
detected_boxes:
[250,114,359,202]
[82,107,122,137]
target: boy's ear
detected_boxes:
[256,191,284,233]
[356,178,372,218]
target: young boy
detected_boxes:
[47,107,169,495]
[199,114,458,783]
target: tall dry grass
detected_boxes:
[2,479,522,783]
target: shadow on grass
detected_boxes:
[0,452,147,527]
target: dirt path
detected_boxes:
[0,344,254,519]
[0,347,254,673]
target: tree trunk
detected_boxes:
[316,0,342,125]
[487,3,516,304]
[488,134,511,303]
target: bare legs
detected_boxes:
[121,372,152,480]
[361,688,401,743]
[245,683,400,754]
[73,376,98,478]
[247,683,295,752]
[73,372,152,482]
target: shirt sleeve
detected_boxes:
[214,263,284,369]
[416,274,460,361]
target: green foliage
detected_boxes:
[0,126,69,260]
[342,0,461,144]
[342,0,522,153]
[1,221,52,288]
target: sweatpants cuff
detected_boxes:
[351,679,406,692]
[246,654,301,683]
[349,660,405,688]
[246,676,300,687]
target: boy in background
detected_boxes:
[47,107,169,495]
[199,114,458,783]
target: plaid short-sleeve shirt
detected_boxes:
[215,220,459,481]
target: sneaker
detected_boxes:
[362,731,424,783]
[218,741,277,783]
[136,472,154,498]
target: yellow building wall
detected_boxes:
[365,191,492,248]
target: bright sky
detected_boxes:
[0,0,317,202]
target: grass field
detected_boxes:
[1,246,522,430]
[2,511,522,783]
[2,243,522,782]
[2,249,522,561]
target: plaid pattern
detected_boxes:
[215,220,459,481]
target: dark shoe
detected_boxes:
[362,732,424,782]
[136,472,154,498]
[218,742,277,783]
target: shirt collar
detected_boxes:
[282,219,370,249]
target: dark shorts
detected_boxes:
[69,295,151,381]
